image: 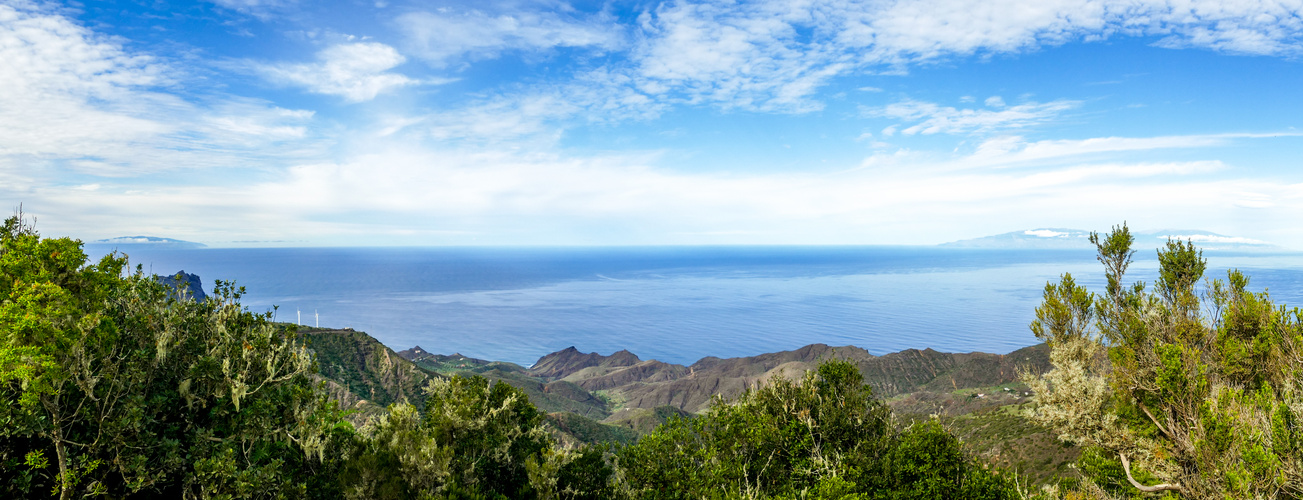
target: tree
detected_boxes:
[1024,223,1303,498]
[0,213,348,498]
[343,374,593,499]
[620,359,1017,499]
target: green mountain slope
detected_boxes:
[298,327,438,412]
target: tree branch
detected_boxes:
[1138,402,1171,438]
[1119,452,1182,493]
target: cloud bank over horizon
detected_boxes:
[3,0,1303,247]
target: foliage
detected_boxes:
[300,327,437,409]
[1024,223,1303,498]
[620,359,1019,499]
[0,213,349,498]
[546,412,640,446]
[343,374,621,499]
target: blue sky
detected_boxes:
[5,0,1303,247]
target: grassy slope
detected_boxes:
[942,403,1080,486]
[297,327,438,411]
[546,412,640,446]
[890,382,1081,487]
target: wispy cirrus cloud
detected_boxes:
[623,0,1303,113]
[854,131,1303,175]
[629,1,848,112]
[207,0,297,19]
[0,2,323,177]
[405,69,666,144]
[967,132,1303,167]
[871,98,1081,136]
[256,42,434,102]
[0,2,168,162]
[397,8,623,68]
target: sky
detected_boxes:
[4,0,1303,247]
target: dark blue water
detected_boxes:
[82,245,1303,366]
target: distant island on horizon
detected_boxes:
[92,235,207,249]
[940,227,1281,251]
[93,227,1284,251]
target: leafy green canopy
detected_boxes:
[0,215,350,499]
[1026,223,1303,499]
[342,374,618,500]
[620,359,1018,499]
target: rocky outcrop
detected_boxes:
[157,270,207,302]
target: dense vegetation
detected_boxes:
[1026,224,1303,498]
[0,214,352,499]
[620,360,1017,499]
[0,216,1020,498]
[15,216,1303,498]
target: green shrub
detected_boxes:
[621,360,1019,499]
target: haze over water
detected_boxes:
[87,245,1303,366]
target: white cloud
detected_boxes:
[397,9,622,67]
[0,3,324,178]
[14,117,1303,247]
[35,150,1291,246]
[10,0,1303,248]
[258,42,422,102]
[629,1,850,112]
[408,69,665,144]
[871,98,1080,135]
[966,132,1303,167]
[623,0,1303,112]
[0,2,168,163]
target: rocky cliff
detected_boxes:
[157,270,207,302]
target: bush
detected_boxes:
[1025,223,1303,498]
[620,359,1019,499]
[0,214,348,498]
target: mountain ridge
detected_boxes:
[398,340,1050,416]
[312,326,1070,479]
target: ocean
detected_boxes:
[82,245,1303,366]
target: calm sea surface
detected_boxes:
[82,245,1303,366]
